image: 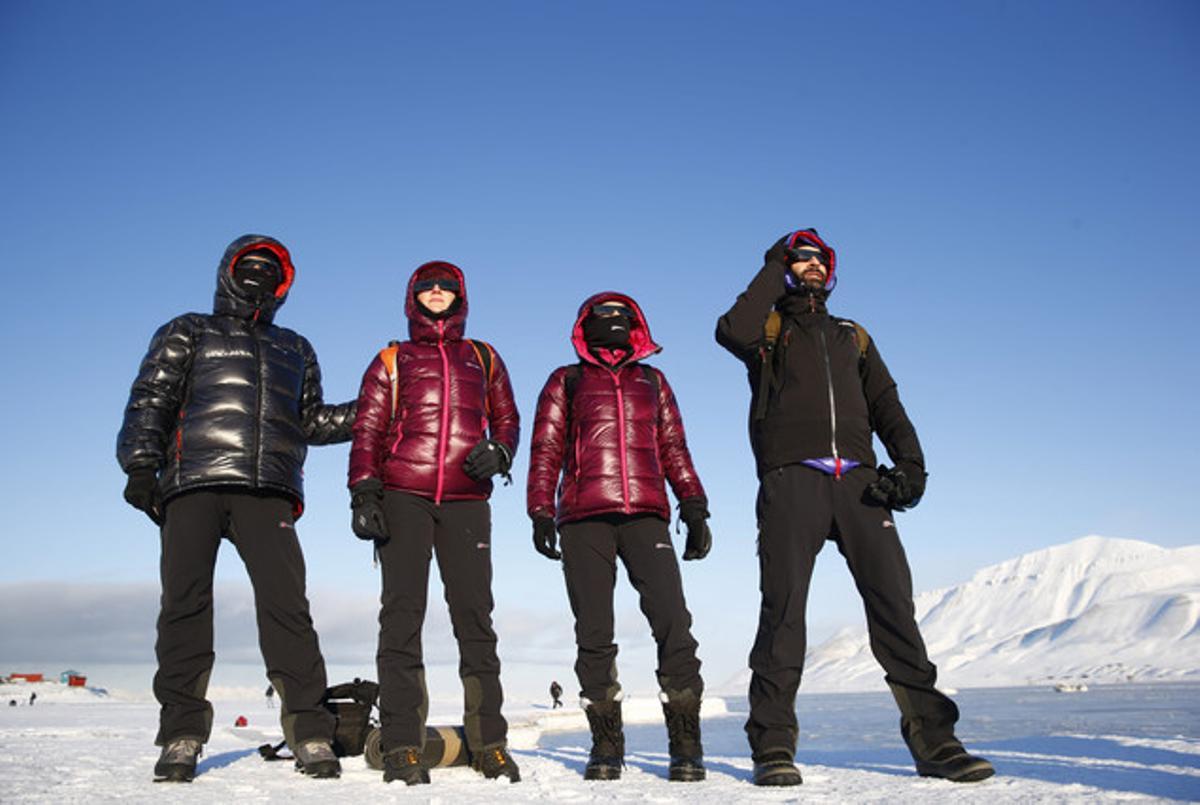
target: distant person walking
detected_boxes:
[549,681,563,709]
[265,685,275,709]
[528,292,712,783]
[117,235,355,782]
[29,692,36,706]
[716,229,994,786]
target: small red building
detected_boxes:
[8,673,44,683]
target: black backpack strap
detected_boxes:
[754,311,784,422]
[639,363,661,397]
[563,363,583,411]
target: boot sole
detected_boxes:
[669,767,707,782]
[917,760,995,783]
[153,765,195,783]
[584,767,622,781]
[754,765,803,786]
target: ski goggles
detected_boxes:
[413,277,461,294]
[786,247,828,266]
[591,302,633,318]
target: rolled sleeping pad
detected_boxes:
[363,725,470,770]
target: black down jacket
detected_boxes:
[716,259,924,478]
[116,234,355,513]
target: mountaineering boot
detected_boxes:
[752,748,803,787]
[583,699,625,780]
[382,746,430,785]
[472,744,521,782]
[661,689,705,781]
[153,737,202,782]
[915,741,995,782]
[292,739,342,778]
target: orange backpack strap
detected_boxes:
[378,343,401,421]
[467,339,495,417]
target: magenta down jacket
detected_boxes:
[527,291,705,524]
[348,261,519,502]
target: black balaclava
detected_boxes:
[232,248,283,304]
[582,312,632,349]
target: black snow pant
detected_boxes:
[559,514,703,703]
[745,465,959,761]
[375,491,507,753]
[154,489,333,747]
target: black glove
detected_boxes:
[350,479,389,542]
[532,516,561,560]
[463,439,512,482]
[123,468,163,525]
[764,234,792,267]
[866,463,927,511]
[678,497,712,561]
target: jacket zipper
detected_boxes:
[817,327,843,478]
[611,369,631,513]
[250,327,263,486]
[434,321,451,504]
[390,408,406,453]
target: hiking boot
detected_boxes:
[472,744,521,782]
[752,748,802,787]
[916,742,995,782]
[292,739,342,779]
[153,737,202,782]
[383,746,429,785]
[583,699,625,780]
[661,690,705,782]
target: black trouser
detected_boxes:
[154,490,333,747]
[559,514,703,702]
[745,465,959,760]
[375,492,507,752]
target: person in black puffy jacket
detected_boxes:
[116,234,354,782]
[717,229,993,787]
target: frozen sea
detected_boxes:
[2,680,1198,802]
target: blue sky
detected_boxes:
[1,1,1197,693]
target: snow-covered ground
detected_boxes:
[3,679,1199,802]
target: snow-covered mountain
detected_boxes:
[796,536,1200,691]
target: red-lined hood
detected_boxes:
[214,234,297,323]
[571,291,661,367]
[786,228,838,291]
[405,261,468,343]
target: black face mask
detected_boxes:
[583,314,632,348]
[232,257,282,303]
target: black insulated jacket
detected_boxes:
[117,234,355,512]
[716,259,924,478]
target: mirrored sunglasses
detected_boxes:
[413,278,460,294]
[787,248,828,266]
[591,303,633,318]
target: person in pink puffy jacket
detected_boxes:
[348,261,520,785]
[527,292,711,783]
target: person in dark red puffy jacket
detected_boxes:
[526,292,711,783]
[348,261,520,785]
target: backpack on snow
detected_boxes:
[257,678,380,761]
[754,311,870,421]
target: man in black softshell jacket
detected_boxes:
[716,229,993,787]
[117,234,355,782]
